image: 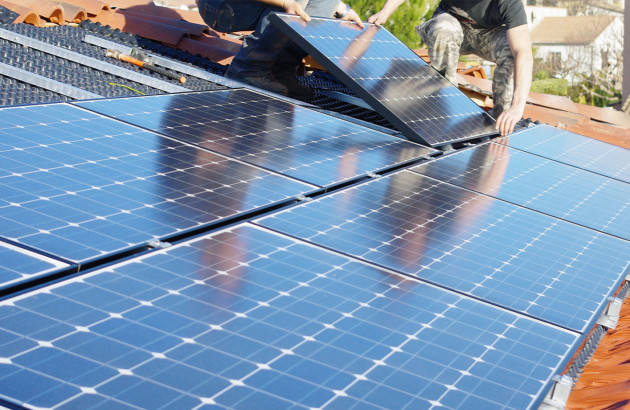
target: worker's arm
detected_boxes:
[367,0,405,25]
[495,24,532,136]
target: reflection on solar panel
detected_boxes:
[411,142,630,240]
[0,240,70,290]
[75,90,434,187]
[269,14,496,147]
[0,103,311,263]
[505,125,630,184]
[258,171,630,333]
[0,224,578,409]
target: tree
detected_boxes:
[351,0,439,48]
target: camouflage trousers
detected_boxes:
[416,11,515,113]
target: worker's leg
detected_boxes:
[462,26,514,117]
[416,11,463,85]
[271,0,340,97]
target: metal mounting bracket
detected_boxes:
[539,375,573,410]
[596,297,622,329]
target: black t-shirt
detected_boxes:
[436,0,527,29]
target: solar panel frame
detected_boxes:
[0,102,313,264]
[0,240,71,292]
[268,13,497,147]
[410,141,630,241]
[0,223,579,409]
[257,170,630,334]
[503,124,630,184]
[74,90,435,187]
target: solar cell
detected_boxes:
[504,124,630,184]
[0,224,578,409]
[0,103,311,263]
[75,90,434,187]
[268,14,497,147]
[411,142,630,240]
[257,171,630,333]
[0,240,70,291]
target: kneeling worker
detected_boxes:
[369,0,533,135]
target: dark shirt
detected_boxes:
[436,0,527,29]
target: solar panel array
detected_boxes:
[504,124,630,184]
[258,171,630,334]
[0,103,311,263]
[0,224,579,409]
[0,64,629,409]
[269,14,497,147]
[411,141,630,240]
[75,89,434,187]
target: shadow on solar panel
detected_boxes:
[270,13,497,148]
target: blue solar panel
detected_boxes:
[269,14,496,147]
[257,171,630,333]
[505,124,630,183]
[74,90,434,187]
[410,142,630,240]
[0,224,578,409]
[0,240,70,291]
[0,103,312,263]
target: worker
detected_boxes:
[369,0,533,136]
[196,0,363,98]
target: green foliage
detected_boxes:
[530,78,568,96]
[351,0,438,48]
[568,78,621,107]
[533,70,548,81]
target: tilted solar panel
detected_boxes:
[503,124,630,184]
[0,103,311,263]
[0,240,70,291]
[411,142,630,240]
[0,224,578,409]
[269,14,497,147]
[258,171,630,333]
[75,90,434,187]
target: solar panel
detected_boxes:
[0,103,312,263]
[257,171,630,333]
[0,240,70,291]
[504,124,630,184]
[268,14,497,147]
[410,142,630,240]
[0,224,578,409]
[74,90,434,187]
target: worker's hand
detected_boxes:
[495,104,524,136]
[341,9,364,28]
[368,10,391,26]
[283,0,310,21]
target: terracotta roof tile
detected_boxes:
[565,120,630,149]
[106,0,153,7]
[1,0,65,24]
[59,0,110,16]
[113,8,209,36]
[530,15,616,44]
[58,2,87,23]
[523,104,589,127]
[575,103,630,128]
[110,2,207,26]
[91,8,187,45]
[0,1,43,25]
[527,91,579,113]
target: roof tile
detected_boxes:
[59,0,110,16]
[91,7,187,45]
[112,7,208,36]
[531,15,616,44]
[0,2,43,25]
